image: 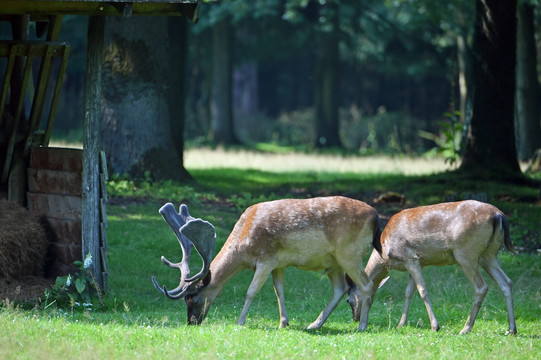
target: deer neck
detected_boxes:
[365,250,390,294]
[202,242,248,301]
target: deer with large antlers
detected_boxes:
[346,200,517,335]
[152,196,381,330]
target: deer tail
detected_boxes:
[495,213,515,254]
[372,215,382,255]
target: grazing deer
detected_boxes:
[346,200,517,335]
[152,196,381,330]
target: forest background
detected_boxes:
[1,3,541,357]
[2,0,540,177]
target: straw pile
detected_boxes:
[0,199,48,280]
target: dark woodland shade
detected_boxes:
[460,0,521,176]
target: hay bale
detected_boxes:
[0,199,48,280]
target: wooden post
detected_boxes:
[82,15,104,288]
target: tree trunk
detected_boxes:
[209,18,238,144]
[168,17,189,163]
[456,33,471,125]
[460,0,521,177]
[314,10,342,149]
[233,62,259,140]
[101,16,191,181]
[516,2,541,161]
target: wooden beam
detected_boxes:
[1,44,35,183]
[46,15,64,41]
[0,1,199,21]
[23,45,54,156]
[43,45,71,146]
[82,15,104,288]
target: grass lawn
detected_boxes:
[1,148,540,359]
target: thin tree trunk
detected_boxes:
[209,18,238,144]
[167,17,190,173]
[460,0,521,177]
[456,34,471,125]
[516,2,541,160]
[314,8,342,149]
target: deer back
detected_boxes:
[381,200,507,266]
[213,196,379,271]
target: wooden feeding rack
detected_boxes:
[0,0,200,291]
[0,40,70,182]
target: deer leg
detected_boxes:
[237,265,272,326]
[481,258,516,335]
[338,263,373,331]
[272,268,289,328]
[404,261,440,331]
[398,274,416,328]
[456,257,488,335]
[306,268,347,330]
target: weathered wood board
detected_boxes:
[27,147,84,278]
[27,192,81,220]
[27,168,82,196]
[29,147,82,172]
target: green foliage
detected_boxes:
[219,107,435,154]
[42,253,103,311]
[341,107,429,154]
[106,172,218,206]
[227,192,282,211]
[419,111,464,166]
[436,111,464,166]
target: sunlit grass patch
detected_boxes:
[184,147,452,175]
[2,148,540,359]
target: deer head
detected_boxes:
[151,203,216,302]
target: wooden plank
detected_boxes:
[0,41,70,57]
[24,45,54,156]
[100,150,108,180]
[101,271,109,293]
[30,147,82,171]
[100,222,108,250]
[82,15,104,289]
[43,44,71,146]
[100,246,109,273]
[46,15,64,41]
[27,168,82,196]
[100,173,108,202]
[43,217,82,245]
[1,45,35,182]
[0,42,17,129]
[100,197,107,227]
[7,150,26,204]
[27,192,81,220]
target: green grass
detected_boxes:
[2,149,541,359]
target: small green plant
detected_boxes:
[42,253,103,311]
[420,111,464,166]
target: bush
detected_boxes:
[42,253,103,311]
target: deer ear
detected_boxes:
[202,271,211,287]
[345,274,356,289]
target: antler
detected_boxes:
[151,203,216,300]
